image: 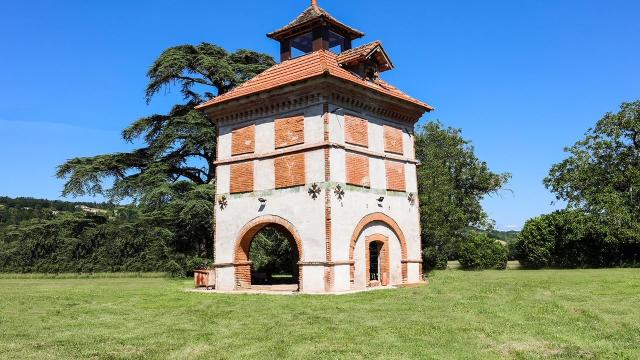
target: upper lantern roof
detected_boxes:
[267,1,365,42]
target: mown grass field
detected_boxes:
[1,269,638,359]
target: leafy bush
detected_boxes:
[516,209,639,268]
[422,245,449,271]
[458,232,508,270]
[515,215,556,268]
[163,260,185,278]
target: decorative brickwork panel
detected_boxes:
[383,125,404,155]
[275,115,305,148]
[230,162,254,194]
[345,153,370,187]
[274,153,305,188]
[231,124,255,155]
[344,114,368,147]
[385,160,405,192]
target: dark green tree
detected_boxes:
[458,231,508,270]
[415,122,511,270]
[516,100,640,269]
[56,43,275,259]
[544,100,640,245]
[249,226,298,283]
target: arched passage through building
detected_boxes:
[234,215,303,291]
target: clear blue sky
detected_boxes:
[1,0,639,230]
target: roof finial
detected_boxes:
[311,0,319,9]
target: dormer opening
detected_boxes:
[365,63,379,81]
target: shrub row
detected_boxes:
[0,213,206,276]
[515,209,640,268]
[458,232,508,270]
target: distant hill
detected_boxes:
[0,196,113,211]
[489,230,519,242]
[0,196,115,227]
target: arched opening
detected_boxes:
[249,225,299,286]
[350,212,408,286]
[369,241,382,281]
[365,234,390,287]
[234,215,304,291]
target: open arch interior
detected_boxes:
[234,216,303,291]
[249,225,299,286]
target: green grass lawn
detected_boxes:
[1,269,638,359]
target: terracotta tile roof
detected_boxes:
[267,5,364,41]
[336,41,382,65]
[196,50,432,112]
[336,40,393,72]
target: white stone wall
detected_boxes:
[212,101,422,293]
[216,104,324,193]
[214,104,329,292]
[351,223,404,289]
[327,103,421,290]
[327,105,416,161]
[329,190,421,290]
[214,187,327,292]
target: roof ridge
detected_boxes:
[337,40,382,58]
[319,49,331,73]
[267,4,364,40]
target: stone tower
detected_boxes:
[196,1,432,293]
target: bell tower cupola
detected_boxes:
[267,0,365,61]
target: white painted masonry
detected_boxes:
[210,99,423,293]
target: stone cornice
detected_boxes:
[201,77,425,125]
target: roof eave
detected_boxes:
[199,75,433,120]
[267,16,364,41]
[196,73,328,112]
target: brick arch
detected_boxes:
[350,212,408,283]
[233,215,304,289]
